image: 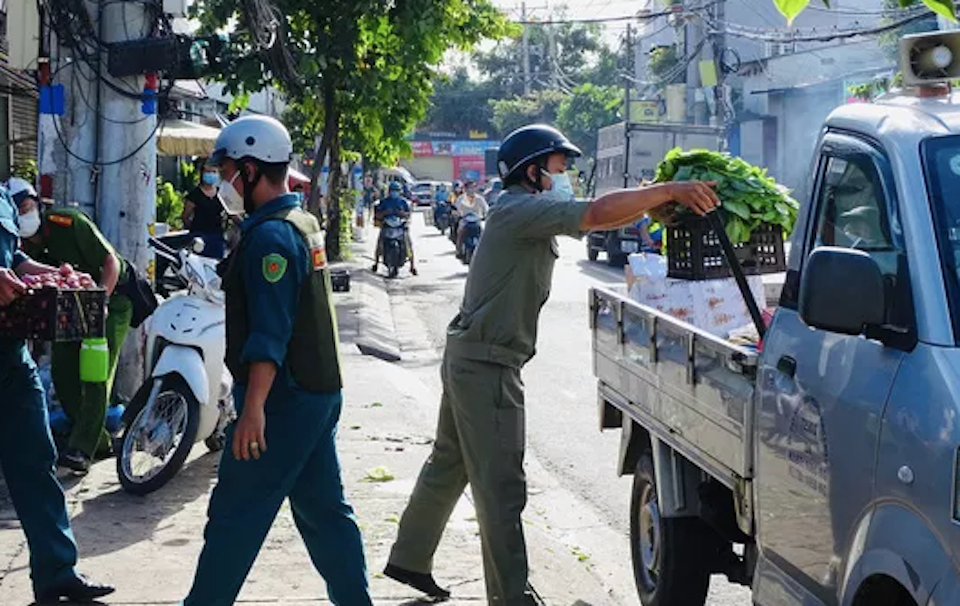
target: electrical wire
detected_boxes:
[514,1,720,24]
[51,111,163,167]
[704,10,937,43]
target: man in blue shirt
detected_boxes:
[0,184,114,603]
[371,181,417,275]
[181,115,374,606]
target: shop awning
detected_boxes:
[157,119,221,157]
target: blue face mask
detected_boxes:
[390,191,400,199]
[202,172,220,186]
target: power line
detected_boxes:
[705,9,937,43]
[513,1,719,24]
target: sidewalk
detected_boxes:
[0,225,617,606]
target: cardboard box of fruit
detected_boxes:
[0,264,106,342]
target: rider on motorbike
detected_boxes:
[433,184,452,231]
[371,182,418,276]
[454,180,489,258]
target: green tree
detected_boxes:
[490,90,566,137]
[474,19,617,95]
[773,0,954,23]
[556,84,622,159]
[422,68,502,134]
[193,0,512,260]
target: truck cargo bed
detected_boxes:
[590,286,758,488]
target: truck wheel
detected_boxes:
[630,452,711,606]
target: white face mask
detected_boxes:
[218,172,243,210]
[18,208,40,238]
[542,170,575,199]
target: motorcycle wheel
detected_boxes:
[117,375,201,496]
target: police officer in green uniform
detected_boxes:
[8,178,133,473]
[181,116,374,606]
[384,125,720,606]
[0,182,115,603]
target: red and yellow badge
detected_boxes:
[262,253,288,283]
[48,214,73,227]
[310,245,328,271]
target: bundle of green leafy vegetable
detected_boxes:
[652,148,799,244]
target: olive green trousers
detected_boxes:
[389,350,529,606]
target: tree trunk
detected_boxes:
[326,125,344,261]
[307,80,337,219]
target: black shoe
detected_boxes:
[58,448,91,474]
[383,563,450,600]
[37,573,115,603]
[410,267,418,276]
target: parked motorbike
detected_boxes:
[381,215,409,279]
[458,212,483,265]
[433,201,452,234]
[116,237,235,496]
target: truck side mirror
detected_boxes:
[800,247,886,336]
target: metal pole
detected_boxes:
[522,2,531,95]
[623,23,632,189]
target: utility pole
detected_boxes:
[623,22,633,188]
[97,0,157,396]
[546,17,559,90]
[712,0,728,148]
[522,2,531,94]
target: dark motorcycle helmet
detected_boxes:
[497,124,581,190]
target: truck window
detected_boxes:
[811,154,913,332]
[922,135,960,341]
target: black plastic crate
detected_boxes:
[330,269,351,293]
[0,287,107,341]
[666,217,786,280]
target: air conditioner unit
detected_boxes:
[7,0,40,70]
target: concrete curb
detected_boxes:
[336,238,403,363]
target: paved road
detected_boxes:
[368,209,753,606]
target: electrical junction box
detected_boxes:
[162,0,190,17]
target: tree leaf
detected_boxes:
[922,0,956,21]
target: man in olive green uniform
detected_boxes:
[385,125,721,606]
[10,179,132,473]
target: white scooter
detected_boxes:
[116,237,235,495]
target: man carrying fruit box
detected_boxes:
[8,178,132,473]
[0,181,115,602]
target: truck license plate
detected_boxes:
[621,241,639,253]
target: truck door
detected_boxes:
[754,133,911,605]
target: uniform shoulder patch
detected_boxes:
[262,253,288,283]
[48,214,74,227]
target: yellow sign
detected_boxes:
[699,60,718,88]
[469,130,489,139]
[630,101,660,123]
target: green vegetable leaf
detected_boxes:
[723,199,751,220]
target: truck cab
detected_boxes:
[590,32,960,606]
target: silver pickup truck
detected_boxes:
[592,32,960,606]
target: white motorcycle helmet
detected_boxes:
[208,115,293,166]
[6,177,38,207]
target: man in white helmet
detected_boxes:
[181,116,374,606]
